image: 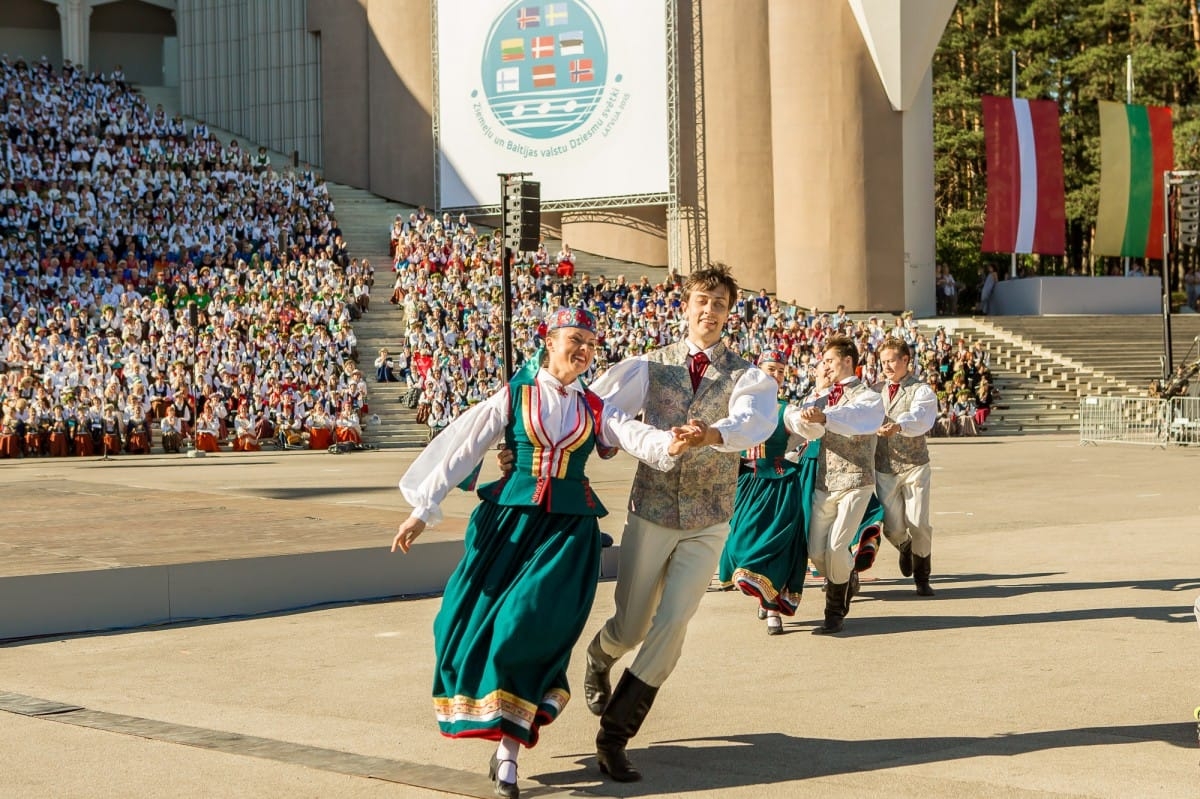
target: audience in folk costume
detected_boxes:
[160,404,184,453]
[194,406,220,452]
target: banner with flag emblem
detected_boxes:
[559,30,584,56]
[980,96,1066,255]
[1096,101,1174,260]
[501,38,524,62]
[544,3,568,26]
[517,7,539,29]
[530,36,554,59]
[569,58,593,83]
[531,64,556,88]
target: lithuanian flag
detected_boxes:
[1096,101,1174,260]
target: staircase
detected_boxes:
[975,315,1200,394]
[326,183,427,448]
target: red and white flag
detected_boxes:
[981,96,1066,255]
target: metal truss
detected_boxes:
[446,192,673,216]
[430,0,442,211]
[688,0,709,270]
[665,0,680,274]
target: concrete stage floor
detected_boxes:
[2,435,1199,798]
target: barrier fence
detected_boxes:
[1079,396,1200,446]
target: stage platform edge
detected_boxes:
[0,542,623,641]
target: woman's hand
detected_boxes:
[391,516,427,554]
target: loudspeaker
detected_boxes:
[503,178,541,252]
[186,302,199,328]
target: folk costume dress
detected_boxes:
[399,362,677,748]
[718,401,811,615]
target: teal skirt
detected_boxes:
[718,465,810,615]
[431,500,601,747]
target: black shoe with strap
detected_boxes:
[596,670,659,782]
[487,753,519,799]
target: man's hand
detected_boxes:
[670,418,722,448]
[391,516,427,554]
[495,445,514,475]
[801,407,826,424]
[877,422,900,438]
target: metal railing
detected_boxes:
[1079,395,1200,446]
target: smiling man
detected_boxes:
[581,263,778,783]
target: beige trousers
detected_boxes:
[598,513,729,688]
[876,463,933,557]
[807,485,876,585]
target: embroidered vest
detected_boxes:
[629,341,751,529]
[477,368,607,517]
[873,374,931,474]
[741,401,799,480]
[816,378,877,492]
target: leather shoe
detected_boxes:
[488,754,519,799]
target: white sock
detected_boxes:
[766,610,780,619]
[495,736,520,783]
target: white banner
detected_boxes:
[436,0,669,207]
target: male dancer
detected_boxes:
[583,264,777,782]
[797,335,885,635]
[873,337,938,596]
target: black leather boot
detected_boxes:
[596,670,658,782]
[812,579,850,635]
[583,633,616,716]
[898,539,914,578]
[913,554,935,596]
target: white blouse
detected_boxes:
[400,368,678,525]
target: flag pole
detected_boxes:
[1124,55,1133,277]
[1010,50,1018,279]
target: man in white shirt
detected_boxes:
[796,335,885,635]
[873,338,939,596]
[581,263,777,782]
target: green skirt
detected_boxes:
[718,465,810,615]
[431,499,601,747]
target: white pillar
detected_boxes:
[903,67,937,318]
[56,0,93,71]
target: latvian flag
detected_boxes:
[981,96,1066,255]
[1095,101,1174,260]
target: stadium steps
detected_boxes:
[973,315,1200,394]
[925,322,1083,435]
[325,183,426,448]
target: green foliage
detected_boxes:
[933,0,1200,276]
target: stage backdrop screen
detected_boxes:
[436,0,669,208]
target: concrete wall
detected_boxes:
[90,0,175,83]
[0,0,63,66]
[306,0,433,204]
[766,0,905,312]
[992,278,1163,316]
[179,0,322,166]
[562,207,668,268]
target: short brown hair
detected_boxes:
[878,337,912,360]
[682,262,738,304]
[823,334,859,368]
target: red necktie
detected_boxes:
[827,383,844,405]
[689,351,709,392]
[888,383,900,401]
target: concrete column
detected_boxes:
[902,67,936,317]
[699,0,776,294]
[766,0,904,312]
[56,0,93,70]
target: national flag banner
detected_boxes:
[516,7,539,29]
[981,96,1066,255]
[530,35,554,59]
[559,30,584,56]
[544,2,568,26]
[1096,100,1174,259]
[569,58,593,83]
[500,38,524,62]
[531,64,556,88]
[496,67,520,93]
